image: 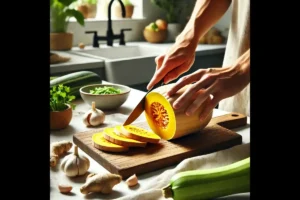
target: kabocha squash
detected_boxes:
[162,157,250,200]
[144,84,212,140]
[120,125,161,143]
[103,127,147,147]
[50,71,102,98]
[92,132,129,152]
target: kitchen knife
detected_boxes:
[123,80,164,126]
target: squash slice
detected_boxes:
[120,125,161,143]
[92,132,129,152]
[103,127,147,147]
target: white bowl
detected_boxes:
[79,83,131,110]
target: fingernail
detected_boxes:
[173,102,180,109]
[186,110,192,116]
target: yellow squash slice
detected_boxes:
[92,132,129,152]
[120,125,161,143]
[113,125,123,136]
[103,127,147,147]
[144,83,212,140]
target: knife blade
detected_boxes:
[123,80,164,126]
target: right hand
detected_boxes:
[147,40,197,90]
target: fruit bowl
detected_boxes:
[143,29,168,43]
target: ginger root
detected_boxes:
[50,140,73,167]
[80,173,122,194]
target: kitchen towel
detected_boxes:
[116,142,250,200]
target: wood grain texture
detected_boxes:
[73,112,247,179]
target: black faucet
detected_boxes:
[85,0,132,47]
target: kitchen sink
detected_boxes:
[73,45,165,60]
[72,44,168,86]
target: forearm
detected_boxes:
[177,0,232,49]
[235,49,250,80]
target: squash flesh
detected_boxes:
[121,125,161,143]
[92,132,128,152]
[145,92,176,140]
[103,127,147,147]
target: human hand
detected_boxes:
[146,40,197,90]
[167,64,250,120]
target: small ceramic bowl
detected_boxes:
[80,83,131,110]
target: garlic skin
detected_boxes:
[83,101,105,127]
[60,145,90,177]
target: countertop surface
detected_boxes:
[50,50,105,74]
[50,81,250,200]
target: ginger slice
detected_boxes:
[92,132,129,152]
[103,127,147,147]
[120,125,161,143]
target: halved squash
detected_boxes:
[92,132,129,152]
[103,127,147,147]
[144,83,212,140]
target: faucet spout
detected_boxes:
[108,0,126,32]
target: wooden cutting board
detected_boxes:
[73,112,247,179]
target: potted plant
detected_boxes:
[151,0,187,42]
[50,0,85,51]
[112,0,135,18]
[50,84,76,130]
[76,0,98,19]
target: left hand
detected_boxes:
[166,65,250,120]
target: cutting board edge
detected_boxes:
[116,134,242,179]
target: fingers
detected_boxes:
[147,55,165,90]
[172,83,208,110]
[147,54,186,90]
[155,55,165,70]
[185,90,210,116]
[199,94,221,121]
[167,68,207,97]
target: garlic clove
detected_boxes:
[83,101,105,127]
[126,174,138,187]
[89,110,105,126]
[58,184,73,193]
[83,112,92,126]
[62,155,78,177]
[60,145,90,177]
[78,155,90,176]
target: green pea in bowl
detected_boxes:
[79,83,131,110]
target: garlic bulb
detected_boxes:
[83,101,105,127]
[60,145,90,177]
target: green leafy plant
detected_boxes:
[50,84,76,112]
[151,0,187,23]
[50,0,85,33]
[78,0,98,5]
[122,0,133,6]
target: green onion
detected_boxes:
[89,86,122,95]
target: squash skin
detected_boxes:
[145,84,212,140]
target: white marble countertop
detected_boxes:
[50,83,250,200]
